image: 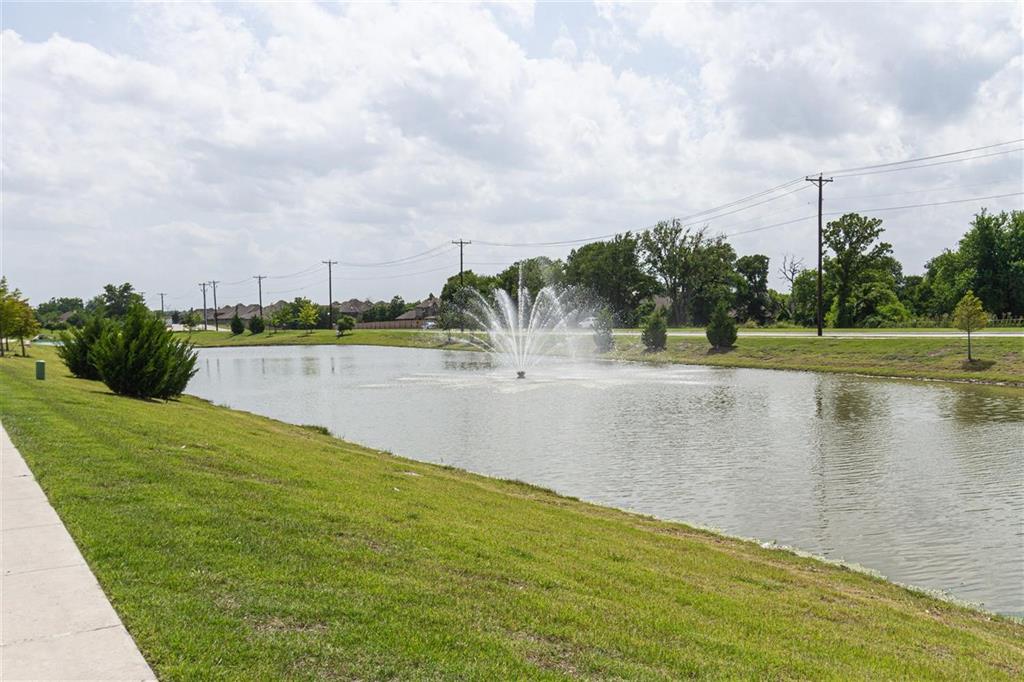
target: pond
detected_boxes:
[187,345,1024,616]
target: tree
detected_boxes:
[789,270,819,327]
[248,315,265,334]
[495,257,565,302]
[437,299,461,343]
[925,210,1024,317]
[387,296,407,321]
[440,270,497,303]
[734,254,772,325]
[57,314,110,379]
[706,301,737,349]
[336,315,356,336]
[0,278,38,356]
[298,301,319,332]
[230,311,245,335]
[90,305,198,399]
[639,221,736,325]
[88,283,144,319]
[779,254,805,321]
[592,308,614,353]
[269,306,292,332]
[564,233,656,326]
[641,308,667,351]
[181,309,202,331]
[36,296,84,329]
[823,213,894,328]
[952,290,988,362]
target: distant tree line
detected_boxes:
[439,208,1023,329]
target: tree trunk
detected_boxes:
[967,330,972,361]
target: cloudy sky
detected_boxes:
[2,1,1021,309]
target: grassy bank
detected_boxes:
[610,335,1024,385]
[179,328,1024,385]
[2,347,1022,679]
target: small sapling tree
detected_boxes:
[952,290,987,362]
[230,311,245,335]
[336,315,355,336]
[248,315,265,334]
[706,301,738,350]
[641,308,667,352]
[593,308,614,353]
[298,301,319,333]
[181,309,201,331]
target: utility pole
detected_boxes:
[806,174,833,337]
[253,275,266,318]
[452,239,471,287]
[209,280,220,331]
[158,293,166,319]
[199,283,208,330]
[452,239,471,332]
[322,260,338,328]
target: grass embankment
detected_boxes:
[180,328,1024,385]
[610,335,1024,385]
[2,348,1022,679]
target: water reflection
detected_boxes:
[188,345,1024,616]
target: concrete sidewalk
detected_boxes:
[1,425,156,680]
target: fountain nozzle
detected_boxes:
[516,371,526,379]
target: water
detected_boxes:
[187,345,1024,616]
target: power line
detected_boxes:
[831,147,1022,179]
[823,138,1022,175]
[337,244,452,267]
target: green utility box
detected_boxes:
[35,360,45,380]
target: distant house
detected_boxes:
[395,294,440,322]
[336,299,373,318]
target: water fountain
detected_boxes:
[461,266,586,379]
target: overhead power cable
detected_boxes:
[831,147,1022,178]
[822,138,1022,175]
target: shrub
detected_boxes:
[90,305,198,399]
[230,313,245,335]
[641,308,667,351]
[593,308,614,353]
[57,314,109,379]
[336,315,356,336]
[706,301,737,349]
[248,316,266,334]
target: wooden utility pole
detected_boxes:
[209,280,220,331]
[253,275,266,318]
[322,261,338,327]
[452,239,471,332]
[199,282,209,330]
[158,293,166,318]
[806,174,833,336]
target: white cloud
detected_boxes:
[1,1,1020,306]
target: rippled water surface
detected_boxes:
[188,345,1024,615]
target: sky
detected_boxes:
[2,1,1022,310]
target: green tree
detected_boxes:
[230,311,245,335]
[565,233,656,326]
[88,283,144,319]
[789,270,819,327]
[640,221,736,325]
[269,306,291,332]
[181,309,202,331]
[248,315,266,334]
[336,315,356,336]
[495,258,565,302]
[592,308,614,353]
[823,213,894,328]
[641,308,668,351]
[36,296,84,329]
[57,314,110,379]
[952,290,988,361]
[298,301,319,332]
[706,301,737,349]
[734,254,772,325]
[90,305,198,399]
[440,270,497,303]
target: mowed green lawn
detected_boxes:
[3,348,1021,679]
[180,328,1024,385]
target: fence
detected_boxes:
[355,319,424,330]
